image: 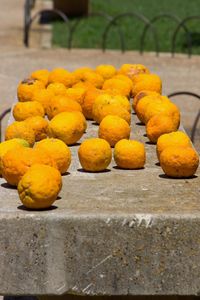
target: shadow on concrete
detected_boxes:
[159,174,198,180]
[68,142,81,147]
[61,171,70,176]
[136,122,144,126]
[113,165,145,170]
[17,205,58,211]
[77,168,111,173]
[1,182,16,190]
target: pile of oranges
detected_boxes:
[0,64,199,209]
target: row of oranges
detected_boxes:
[0,64,199,209]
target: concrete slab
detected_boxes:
[0,110,199,296]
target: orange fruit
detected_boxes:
[114,139,146,169]
[143,100,180,127]
[81,71,104,88]
[48,111,87,145]
[156,131,191,161]
[160,146,199,178]
[82,87,104,120]
[95,103,131,125]
[73,67,93,81]
[47,82,67,96]
[92,93,131,124]
[135,94,164,123]
[18,164,62,209]
[1,147,57,186]
[98,115,131,147]
[96,64,117,80]
[102,78,131,97]
[46,95,82,120]
[25,116,49,141]
[112,74,133,91]
[146,114,178,143]
[78,138,112,172]
[72,81,93,90]
[132,73,162,97]
[30,69,50,87]
[13,101,45,121]
[5,121,35,147]
[48,68,77,87]
[17,78,44,102]
[32,88,54,112]
[65,87,86,106]
[133,90,161,112]
[118,64,150,80]
[0,139,30,175]
[93,93,131,113]
[35,138,71,174]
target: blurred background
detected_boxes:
[24,0,200,54]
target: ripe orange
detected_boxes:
[92,93,131,124]
[156,131,191,160]
[46,95,82,120]
[96,64,117,80]
[30,69,50,87]
[65,87,86,106]
[146,114,178,143]
[48,111,87,145]
[73,67,93,81]
[72,81,93,90]
[81,71,104,88]
[32,88,54,113]
[133,90,161,112]
[95,103,131,125]
[98,115,131,147]
[160,146,199,178]
[35,138,71,174]
[102,78,131,97]
[114,139,146,169]
[78,138,112,172]
[118,64,150,80]
[112,74,133,91]
[25,116,49,141]
[135,94,164,124]
[0,139,30,175]
[47,82,67,96]
[5,121,35,147]
[82,87,104,120]
[17,78,44,102]
[1,147,57,186]
[18,164,62,209]
[143,100,180,127]
[13,101,45,121]
[132,73,162,97]
[48,68,77,87]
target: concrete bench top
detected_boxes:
[0,48,199,297]
[0,113,199,296]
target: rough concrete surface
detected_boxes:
[0,111,199,296]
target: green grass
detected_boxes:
[52,0,200,54]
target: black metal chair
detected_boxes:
[168,91,200,143]
[0,108,11,142]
